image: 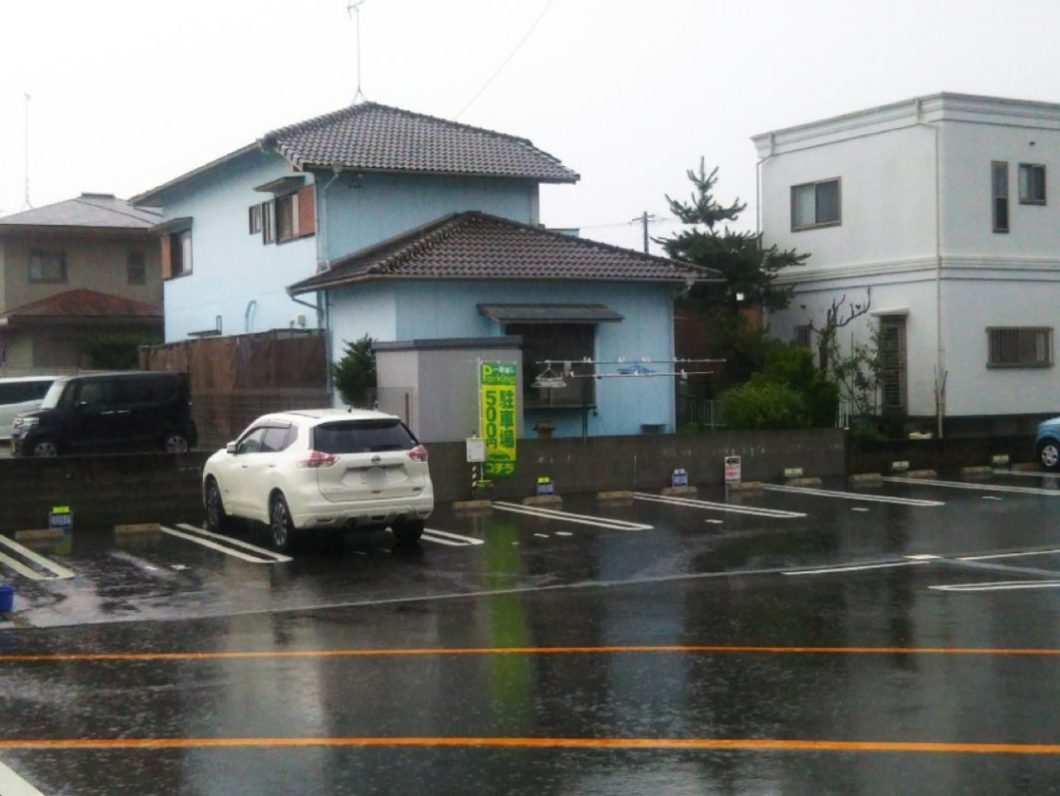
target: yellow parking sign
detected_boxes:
[480,361,517,477]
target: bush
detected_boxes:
[719,342,838,429]
[332,335,376,407]
[80,333,161,370]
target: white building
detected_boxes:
[754,93,1060,436]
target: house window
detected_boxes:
[987,327,1052,368]
[791,178,841,230]
[168,230,192,278]
[262,201,275,244]
[1019,163,1046,205]
[249,204,262,234]
[879,316,907,413]
[127,251,146,285]
[992,161,1009,233]
[794,324,812,348]
[29,251,67,283]
[276,192,299,242]
[507,323,596,408]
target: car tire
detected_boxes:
[1038,439,1060,470]
[204,478,230,532]
[392,519,424,544]
[269,493,296,553]
[30,439,58,457]
[163,432,190,453]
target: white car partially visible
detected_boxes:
[202,408,434,551]
[0,376,60,442]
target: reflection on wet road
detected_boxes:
[0,472,1059,793]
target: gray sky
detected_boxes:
[2,0,1059,253]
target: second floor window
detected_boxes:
[1019,163,1046,205]
[992,161,1009,233]
[29,251,67,283]
[170,230,192,278]
[791,178,841,231]
[127,252,146,285]
[276,192,298,242]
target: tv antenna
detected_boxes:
[22,93,32,210]
[347,0,367,104]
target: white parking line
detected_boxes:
[633,492,806,518]
[930,580,1060,592]
[420,528,485,547]
[958,548,1060,562]
[0,759,46,796]
[161,525,291,564]
[493,502,654,531]
[0,535,75,581]
[782,560,930,576]
[882,476,1060,496]
[763,483,945,507]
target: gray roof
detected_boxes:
[288,211,721,295]
[132,102,579,205]
[264,102,578,183]
[0,194,160,230]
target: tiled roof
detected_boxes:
[3,289,162,322]
[263,102,578,183]
[0,194,160,230]
[288,212,721,295]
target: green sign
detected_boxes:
[480,361,517,477]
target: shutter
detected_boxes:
[160,234,173,280]
[297,185,315,237]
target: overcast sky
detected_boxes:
[3,0,1060,253]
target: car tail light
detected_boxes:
[409,444,429,462]
[297,450,339,468]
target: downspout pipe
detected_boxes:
[315,168,343,402]
[914,99,945,439]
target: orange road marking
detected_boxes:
[0,644,1058,663]
[0,736,1056,755]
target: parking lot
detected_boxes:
[1,470,1059,793]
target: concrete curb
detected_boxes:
[848,473,883,486]
[661,486,698,497]
[13,529,65,541]
[1011,462,1041,473]
[787,477,823,488]
[960,466,993,478]
[904,469,937,479]
[597,490,634,502]
[114,523,162,535]
[727,481,764,493]
[452,500,493,513]
[524,495,563,507]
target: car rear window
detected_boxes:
[312,420,417,454]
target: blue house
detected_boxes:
[132,102,719,438]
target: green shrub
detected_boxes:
[720,342,838,429]
[80,333,161,370]
[332,335,376,407]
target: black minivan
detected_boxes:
[11,371,197,457]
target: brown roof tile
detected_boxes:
[264,102,579,183]
[288,212,721,295]
[3,289,162,321]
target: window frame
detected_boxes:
[1018,162,1047,206]
[992,161,1010,233]
[275,191,299,243]
[248,204,262,234]
[790,178,842,231]
[127,251,146,286]
[169,230,192,278]
[29,250,68,284]
[506,322,597,409]
[986,326,1053,369]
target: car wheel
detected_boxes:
[31,439,58,457]
[163,432,190,453]
[270,493,296,552]
[1039,439,1060,470]
[204,478,230,531]
[392,519,424,544]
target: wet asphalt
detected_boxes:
[0,472,1059,794]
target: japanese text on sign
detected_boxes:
[479,361,517,477]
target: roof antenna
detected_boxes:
[21,93,32,209]
[347,0,367,104]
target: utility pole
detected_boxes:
[632,211,657,254]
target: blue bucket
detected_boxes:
[0,585,13,613]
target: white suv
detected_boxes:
[202,409,433,551]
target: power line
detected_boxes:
[454,0,555,120]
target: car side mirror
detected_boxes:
[226,441,237,454]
